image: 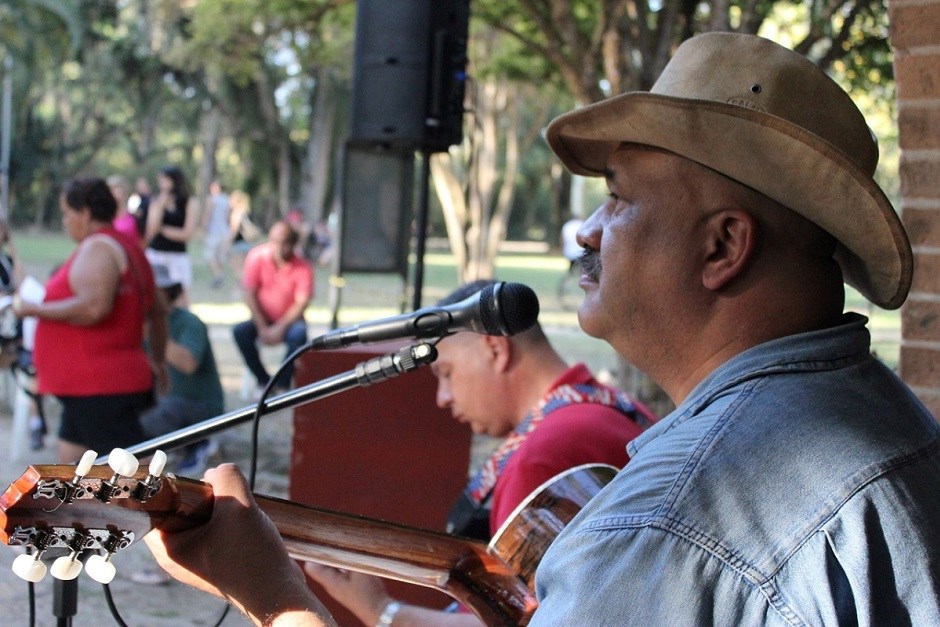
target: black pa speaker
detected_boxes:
[350,0,469,153]
[339,145,414,275]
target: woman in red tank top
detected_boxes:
[14,177,168,463]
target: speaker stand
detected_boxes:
[411,148,432,311]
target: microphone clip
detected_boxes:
[354,343,438,387]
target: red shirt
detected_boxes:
[242,243,313,323]
[489,364,647,533]
[34,228,155,396]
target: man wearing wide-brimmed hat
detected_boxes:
[530,32,940,623]
[137,33,940,626]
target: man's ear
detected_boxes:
[483,335,513,373]
[701,209,757,291]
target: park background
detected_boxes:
[1,0,939,624]
[0,0,910,414]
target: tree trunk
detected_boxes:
[485,93,520,275]
[430,152,468,284]
[255,68,290,219]
[197,105,221,207]
[278,139,290,217]
[303,69,340,224]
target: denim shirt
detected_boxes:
[533,314,940,626]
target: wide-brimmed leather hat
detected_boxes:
[546,32,912,310]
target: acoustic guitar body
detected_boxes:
[489,463,619,590]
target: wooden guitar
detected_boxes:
[0,458,616,626]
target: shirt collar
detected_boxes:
[628,313,873,457]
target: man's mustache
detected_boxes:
[578,249,601,281]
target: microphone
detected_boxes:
[309,282,540,350]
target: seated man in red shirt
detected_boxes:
[232,220,313,394]
[303,279,657,626]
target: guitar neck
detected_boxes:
[110,476,536,625]
[254,493,535,626]
[252,462,618,625]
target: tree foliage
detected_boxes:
[156,0,356,222]
[1,0,356,226]
[0,0,892,260]
[473,0,891,104]
[426,0,890,289]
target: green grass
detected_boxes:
[7,229,902,374]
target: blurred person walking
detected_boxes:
[202,180,231,289]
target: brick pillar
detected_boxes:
[891,0,940,419]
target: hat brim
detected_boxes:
[546,93,912,310]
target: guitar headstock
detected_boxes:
[0,449,211,584]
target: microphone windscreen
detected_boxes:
[481,282,540,336]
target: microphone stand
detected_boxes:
[100,342,439,463]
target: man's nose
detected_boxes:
[436,385,452,409]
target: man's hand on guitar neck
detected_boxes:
[305,564,484,626]
[144,464,335,627]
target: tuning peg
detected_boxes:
[108,448,139,478]
[43,449,100,504]
[74,450,98,480]
[85,553,116,584]
[12,553,47,583]
[50,552,83,581]
[67,449,98,493]
[148,450,167,478]
[95,448,140,502]
[132,450,168,502]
